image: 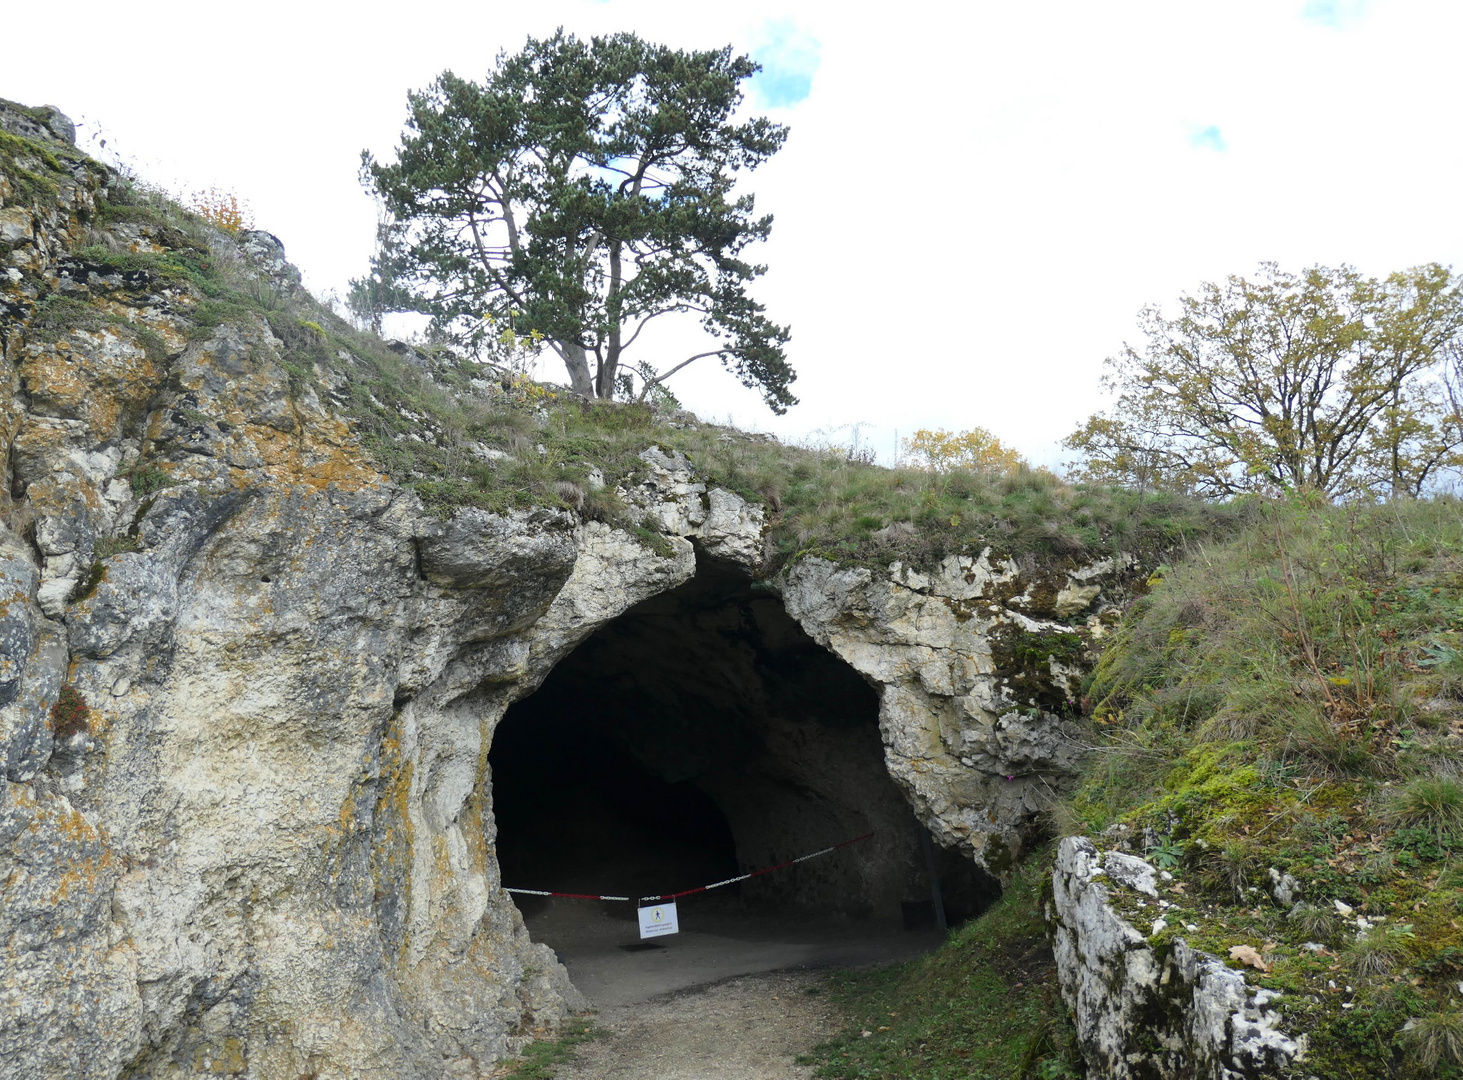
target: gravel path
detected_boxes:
[555,970,841,1080]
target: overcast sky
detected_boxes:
[7,0,1461,467]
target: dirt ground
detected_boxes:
[517,895,941,1078]
[555,970,838,1080]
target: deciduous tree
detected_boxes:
[1064,263,1463,498]
[353,30,796,411]
[903,427,1024,473]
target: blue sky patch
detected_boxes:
[1189,125,1227,152]
[751,21,821,108]
[1302,0,1370,28]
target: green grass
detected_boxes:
[1063,495,1463,1078]
[802,857,1081,1080]
[331,355,1230,574]
[68,243,225,294]
[495,1018,603,1079]
[151,258,1226,575]
[1389,777,1463,844]
[0,129,68,204]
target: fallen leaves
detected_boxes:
[1229,944,1271,973]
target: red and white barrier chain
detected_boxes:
[501,887,635,901]
[504,831,874,906]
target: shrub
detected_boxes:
[187,187,252,234]
[902,427,1024,473]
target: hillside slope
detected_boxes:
[1061,497,1463,1078]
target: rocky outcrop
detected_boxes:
[0,97,76,148]
[1048,838,1306,1080]
[781,552,1127,872]
[1,108,1135,1079]
[495,552,999,923]
[624,449,1136,874]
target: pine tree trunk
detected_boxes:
[560,343,594,397]
[598,351,619,401]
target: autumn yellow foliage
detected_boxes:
[188,187,253,234]
[902,427,1024,473]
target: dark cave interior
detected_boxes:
[490,555,998,926]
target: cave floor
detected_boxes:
[550,969,837,1080]
[520,895,944,1008]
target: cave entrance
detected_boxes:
[490,555,997,995]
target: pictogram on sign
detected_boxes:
[637,901,679,939]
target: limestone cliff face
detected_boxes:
[1,106,1129,1078]
[781,552,1127,873]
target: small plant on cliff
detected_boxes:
[1146,838,1185,869]
[1201,840,1259,903]
[1288,903,1339,943]
[127,464,172,496]
[68,560,106,603]
[96,534,140,558]
[50,685,90,741]
[187,187,253,234]
[1346,932,1411,978]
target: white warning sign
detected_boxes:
[637,902,679,939]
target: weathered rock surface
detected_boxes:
[781,552,1126,872]
[1,108,1132,1078]
[0,97,76,147]
[1048,837,1306,1080]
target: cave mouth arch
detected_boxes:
[490,553,998,945]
